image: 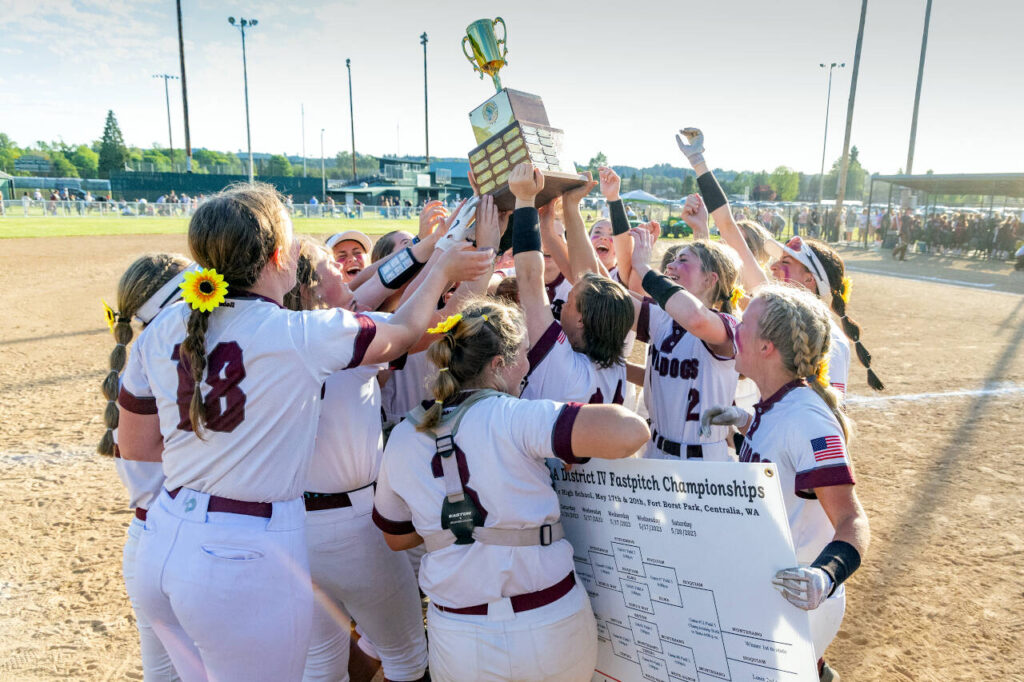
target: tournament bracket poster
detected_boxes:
[545,458,818,682]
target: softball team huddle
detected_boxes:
[103,127,879,682]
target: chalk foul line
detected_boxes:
[846,385,1024,407]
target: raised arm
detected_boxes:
[602,166,637,286]
[676,128,767,292]
[562,171,601,280]
[539,202,573,285]
[631,229,731,349]
[509,163,556,349]
[362,245,493,365]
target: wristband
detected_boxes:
[412,235,421,245]
[697,171,728,214]
[811,540,861,596]
[642,270,683,310]
[511,207,542,254]
[377,247,423,289]
[608,199,630,236]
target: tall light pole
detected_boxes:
[906,0,933,176]
[152,73,178,170]
[346,58,357,181]
[176,0,193,172]
[301,103,307,177]
[817,62,845,205]
[228,16,258,183]
[420,32,429,166]
[320,128,326,203]
[835,0,869,227]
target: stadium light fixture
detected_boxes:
[228,16,259,182]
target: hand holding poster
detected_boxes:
[546,457,818,682]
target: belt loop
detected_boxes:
[486,597,515,622]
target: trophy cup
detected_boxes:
[462,17,584,211]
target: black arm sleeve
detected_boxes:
[608,199,630,235]
[697,171,728,214]
[512,207,542,254]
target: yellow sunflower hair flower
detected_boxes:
[102,299,117,333]
[840,276,852,305]
[815,355,830,386]
[728,285,746,309]
[427,313,463,335]
[180,268,228,313]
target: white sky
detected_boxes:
[1,0,1021,174]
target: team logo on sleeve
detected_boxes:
[811,435,844,462]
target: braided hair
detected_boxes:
[99,253,190,455]
[418,297,526,432]
[754,284,851,442]
[182,182,291,437]
[803,239,884,391]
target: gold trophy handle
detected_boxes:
[462,36,484,78]
[493,17,508,61]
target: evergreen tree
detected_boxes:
[98,111,128,178]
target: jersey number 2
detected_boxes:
[685,388,700,422]
[172,342,247,433]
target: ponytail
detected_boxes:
[181,309,212,437]
[419,335,461,432]
[98,315,134,455]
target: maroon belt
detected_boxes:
[135,507,147,522]
[168,487,272,518]
[433,572,576,616]
[303,482,375,512]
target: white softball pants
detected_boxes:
[302,488,427,682]
[134,488,312,682]
[426,583,598,682]
[809,584,846,660]
[124,517,180,681]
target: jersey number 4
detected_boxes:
[172,342,247,433]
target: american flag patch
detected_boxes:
[831,382,846,395]
[811,435,845,462]
[557,331,567,344]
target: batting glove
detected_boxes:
[699,405,750,438]
[772,566,834,611]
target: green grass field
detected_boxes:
[0,216,422,239]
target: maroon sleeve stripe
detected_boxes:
[344,313,378,369]
[389,352,409,371]
[526,321,562,377]
[795,463,855,493]
[636,297,653,344]
[551,402,589,464]
[371,507,415,535]
[702,312,737,361]
[117,386,158,415]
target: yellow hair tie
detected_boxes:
[840,276,852,305]
[102,299,117,333]
[728,285,746,309]
[481,314,489,321]
[180,268,228,313]
[427,313,462,335]
[438,367,449,372]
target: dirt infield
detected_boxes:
[1,235,1022,680]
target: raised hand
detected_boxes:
[508,162,544,205]
[418,200,448,238]
[474,194,501,250]
[640,220,661,242]
[630,227,655,272]
[437,243,493,283]
[598,166,620,202]
[563,171,599,206]
[675,127,705,166]
[681,193,709,235]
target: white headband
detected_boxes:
[765,238,831,303]
[134,263,200,325]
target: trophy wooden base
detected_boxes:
[488,171,586,211]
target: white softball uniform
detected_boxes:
[113,427,178,681]
[637,299,739,461]
[520,321,627,405]
[737,380,856,658]
[119,293,377,681]
[827,317,850,397]
[545,272,573,321]
[373,392,598,681]
[303,342,428,682]
[381,350,433,427]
